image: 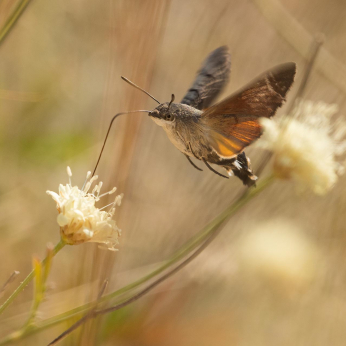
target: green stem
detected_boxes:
[103,174,274,300]
[0,0,32,45]
[0,175,274,345]
[95,175,275,316]
[0,240,65,316]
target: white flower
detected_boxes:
[47,167,122,251]
[258,100,346,194]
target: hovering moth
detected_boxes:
[96,46,296,186]
[140,46,296,186]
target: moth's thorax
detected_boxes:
[149,102,201,126]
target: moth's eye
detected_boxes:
[166,113,174,121]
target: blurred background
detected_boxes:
[1,0,346,345]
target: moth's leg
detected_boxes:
[202,159,229,179]
[188,142,200,160]
[185,154,203,171]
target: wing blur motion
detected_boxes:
[202,62,296,158]
[181,46,231,110]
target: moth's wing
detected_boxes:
[181,46,231,110]
[202,62,296,158]
[205,115,263,158]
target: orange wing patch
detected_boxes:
[208,130,242,157]
[207,119,262,158]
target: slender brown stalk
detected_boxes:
[0,272,19,298]
[286,34,324,114]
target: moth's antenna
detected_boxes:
[121,76,160,104]
[168,94,175,109]
[92,110,150,177]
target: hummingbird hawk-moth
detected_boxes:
[144,46,296,186]
[96,46,296,186]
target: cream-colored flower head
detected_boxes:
[259,100,346,194]
[238,220,320,293]
[47,167,122,251]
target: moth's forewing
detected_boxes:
[181,46,231,110]
[203,62,296,118]
[202,62,296,158]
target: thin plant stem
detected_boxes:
[0,0,32,45]
[286,34,324,115]
[48,174,274,345]
[23,245,55,331]
[0,240,65,316]
[0,272,20,298]
[0,175,274,345]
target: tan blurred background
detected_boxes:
[1,0,346,345]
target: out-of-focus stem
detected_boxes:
[0,272,20,298]
[251,0,346,95]
[0,0,32,45]
[286,35,324,115]
[0,240,65,316]
[23,246,54,331]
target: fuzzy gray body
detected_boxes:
[150,103,221,164]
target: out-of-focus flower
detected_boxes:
[47,167,122,251]
[238,220,320,292]
[259,100,346,194]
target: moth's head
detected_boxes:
[149,95,177,127]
